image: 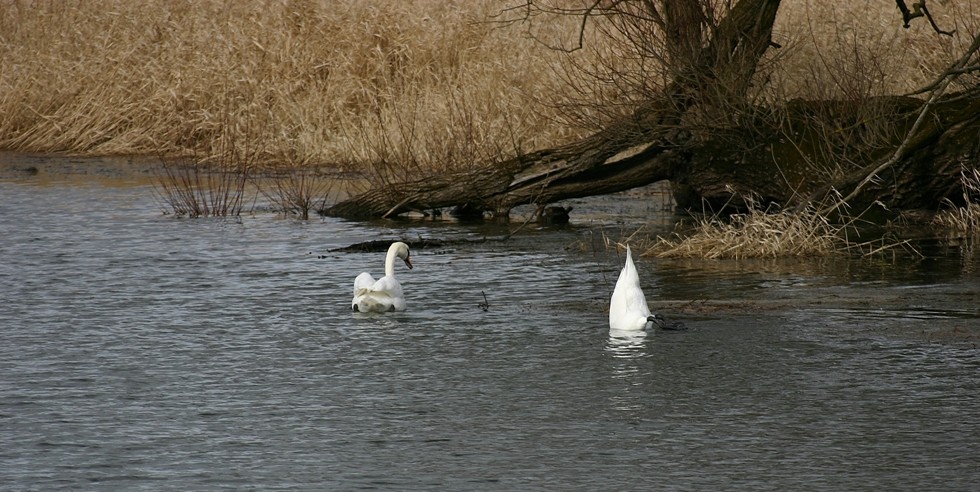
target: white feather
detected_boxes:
[609,245,654,331]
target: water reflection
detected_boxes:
[606,329,648,358]
[604,329,650,414]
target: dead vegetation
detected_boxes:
[257,160,336,220]
[0,0,583,178]
[648,207,843,259]
[1,1,977,254]
[601,188,919,260]
[617,164,978,260]
[154,129,255,217]
[0,1,972,172]
[931,166,980,237]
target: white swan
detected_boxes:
[609,245,664,331]
[352,241,413,313]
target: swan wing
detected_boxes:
[371,275,405,298]
[354,272,376,293]
[352,274,407,312]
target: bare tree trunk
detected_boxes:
[324,0,977,221]
[325,104,683,218]
[326,0,781,219]
[325,94,979,221]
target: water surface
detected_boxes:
[1,163,979,490]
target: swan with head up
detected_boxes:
[609,245,665,331]
[352,241,413,313]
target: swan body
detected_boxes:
[352,241,413,313]
[609,245,663,331]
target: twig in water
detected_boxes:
[478,291,490,312]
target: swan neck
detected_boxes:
[384,247,398,277]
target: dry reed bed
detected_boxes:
[649,209,841,259]
[771,1,980,99]
[643,170,980,258]
[1,1,976,171]
[0,0,584,175]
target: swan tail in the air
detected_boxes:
[609,245,654,330]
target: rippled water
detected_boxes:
[1,169,979,490]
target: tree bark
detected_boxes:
[828,95,980,214]
[324,95,979,221]
[669,94,980,215]
[325,102,684,219]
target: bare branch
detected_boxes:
[493,0,620,53]
[895,0,954,36]
[825,32,980,213]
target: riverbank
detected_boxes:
[0,152,161,184]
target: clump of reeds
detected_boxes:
[155,156,252,218]
[257,161,335,220]
[648,207,843,259]
[625,187,926,259]
[154,129,255,217]
[633,208,922,260]
[932,166,980,236]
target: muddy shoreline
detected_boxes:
[0,152,163,181]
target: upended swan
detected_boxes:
[609,245,667,331]
[352,241,413,313]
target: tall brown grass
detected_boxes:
[649,207,842,259]
[1,1,974,173]
[772,1,980,98]
[632,205,920,259]
[0,0,584,178]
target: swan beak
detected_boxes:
[403,257,413,269]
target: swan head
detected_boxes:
[380,241,413,278]
[391,241,413,270]
[650,313,689,331]
[647,313,666,329]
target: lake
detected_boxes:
[1,156,978,490]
